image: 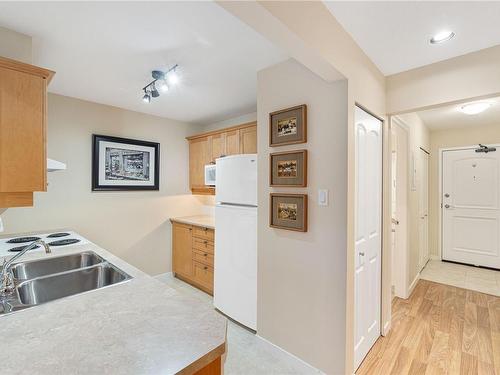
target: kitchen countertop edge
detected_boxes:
[170,215,215,229]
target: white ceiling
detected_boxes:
[324,1,500,75]
[0,2,287,125]
[417,96,500,131]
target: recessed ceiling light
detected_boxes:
[459,102,492,115]
[430,30,455,44]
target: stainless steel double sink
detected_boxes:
[1,251,132,315]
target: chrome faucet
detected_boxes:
[0,239,51,296]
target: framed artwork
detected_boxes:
[92,134,160,191]
[270,150,307,187]
[269,104,307,147]
[270,193,308,232]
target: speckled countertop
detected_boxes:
[170,215,215,229]
[0,231,226,375]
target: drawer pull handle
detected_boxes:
[203,253,208,257]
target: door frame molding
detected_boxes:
[390,116,411,299]
[438,144,500,260]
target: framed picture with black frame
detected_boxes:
[92,134,160,191]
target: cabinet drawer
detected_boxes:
[193,237,214,254]
[193,249,214,267]
[192,261,213,291]
[193,226,214,241]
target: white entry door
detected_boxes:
[418,149,429,270]
[354,106,382,369]
[442,147,500,269]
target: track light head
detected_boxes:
[142,91,151,103]
[158,79,169,92]
[151,83,160,98]
[168,70,179,85]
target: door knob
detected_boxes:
[359,252,365,256]
[445,204,451,209]
[444,193,450,198]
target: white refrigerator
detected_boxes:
[214,154,257,330]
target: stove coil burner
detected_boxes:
[8,245,41,252]
[47,232,71,238]
[6,236,41,244]
[48,239,81,247]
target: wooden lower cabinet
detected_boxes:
[171,221,215,295]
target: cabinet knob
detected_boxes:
[204,253,208,257]
[204,266,208,270]
[204,240,208,245]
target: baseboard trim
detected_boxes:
[408,272,420,297]
[382,320,391,336]
[255,334,325,374]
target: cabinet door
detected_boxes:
[189,137,211,189]
[240,125,257,154]
[210,133,225,162]
[172,223,193,278]
[225,129,240,155]
[192,261,214,293]
[0,67,46,192]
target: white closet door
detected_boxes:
[442,148,500,269]
[354,106,383,370]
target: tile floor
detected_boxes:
[420,259,500,296]
[155,273,322,375]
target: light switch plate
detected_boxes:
[318,189,329,206]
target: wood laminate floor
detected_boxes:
[357,279,500,375]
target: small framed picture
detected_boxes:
[92,134,160,191]
[270,193,308,232]
[269,104,307,147]
[270,150,307,187]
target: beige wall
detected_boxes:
[396,113,430,287]
[257,59,348,374]
[387,45,500,115]
[429,123,500,259]
[0,94,212,275]
[0,26,32,63]
[201,111,257,133]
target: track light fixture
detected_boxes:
[141,64,179,103]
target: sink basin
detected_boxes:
[0,251,132,315]
[11,252,105,280]
[16,264,130,305]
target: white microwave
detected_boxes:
[204,164,216,186]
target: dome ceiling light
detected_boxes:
[430,30,455,44]
[459,102,492,115]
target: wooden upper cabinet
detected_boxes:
[186,121,256,195]
[225,129,240,156]
[240,125,257,154]
[210,132,225,162]
[189,136,211,190]
[0,56,54,208]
